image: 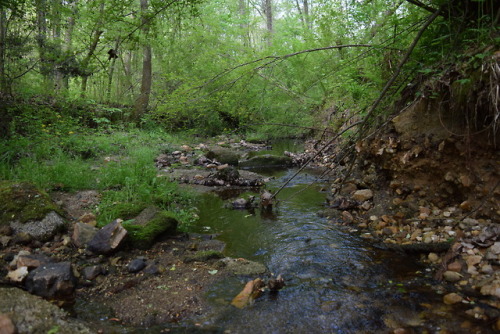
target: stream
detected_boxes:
[185,142,487,333]
[75,141,493,333]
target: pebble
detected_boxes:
[447,261,462,272]
[443,271,461,282]
[128,258,147,273]
[0,314,16,334]
[428,253,439,262]
[443,292,463,305]
[352,189,373,202]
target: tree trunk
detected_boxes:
[263,0,273,47]
[239,0,250,47]
[133,0,152,122]
[36,0,54,90]
[107,38,119,102]
[80,1,105,98]
[62,0,77,90]
[0,8,7,95]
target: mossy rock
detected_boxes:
[183,250,224,263]
[0,181,62,226]
[122,207,178,249]
[239,154,293,168]
[206,148,240,166]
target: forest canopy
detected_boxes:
[0,0,498,137]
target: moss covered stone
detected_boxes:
[0,181,61,226]
[183,250,224,263]
[123,206,178,249]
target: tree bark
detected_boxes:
[262,0,273,47]
[35,0,54,89]
[80,1,104,98]
[133,0,152,122]
[61,0,77,90]
[0,8,7,95]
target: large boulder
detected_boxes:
[24,262,77,304]
[0,287,92,334]
[0,181,65,242]
[239,154,293,168]
[205,147,240,166]
[123,206,178,249]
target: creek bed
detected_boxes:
[189,168,491,333]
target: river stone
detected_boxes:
[0,181,61,227]
[128,258,147,273]
[0,287,92,334]
[443,292,463,305]
[219,257,267,276]
[16,253,51,269]
[0,313,16,334]
[6,266,29,283]
[205,147,240,166]
[352,189,373,202]
[72,222,98,248]
[239,154,293,168]
[82,265,105,281]
[443,271,461,282]
[123,207,178,249]
[25,262,76,303]
[87,219,127,254]
[10,211,65,242]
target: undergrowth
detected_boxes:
[0,119,198,230]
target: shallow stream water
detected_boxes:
[186,143,493,333]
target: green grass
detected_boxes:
[0,127,198,229]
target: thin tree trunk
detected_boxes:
[0,8,7,95]
[263,0,273,47]
[62,0,77,90]
[133,0,152,122]
[239,0,250,47]
[107,38,119,102]
[36,0,54,90]
[80,1,105,98]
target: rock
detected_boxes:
[87,219,127,255]
[143,263,161,275]
[428,253,439,262]
[82,265,104,281]
[122,207,178,249]
[183,250,224,263]
[0,181,62,227]
[10,211,65,242]
[128,258,147,273]
[231,278,265,308]
[443,292,463,305]
[465,255,482,267]
[489,242,500,255]
[480,264,493,274]
[268,275,285,292]
[25,262,76,303]
[447,261,462,272]
[6,266,29,283]
[232,197,255,209]
[205,148,240,166]
[0,287,92,333]
[0,313,16,334]
[78,213,97,226]
[239,154,292,168]
[72,222,98,248]
[219,257,267,276]
[214,167,240,183]
[443,271,461,282]
[16,253,51,269]
[480,282,500,298]
[352,189,373,202]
